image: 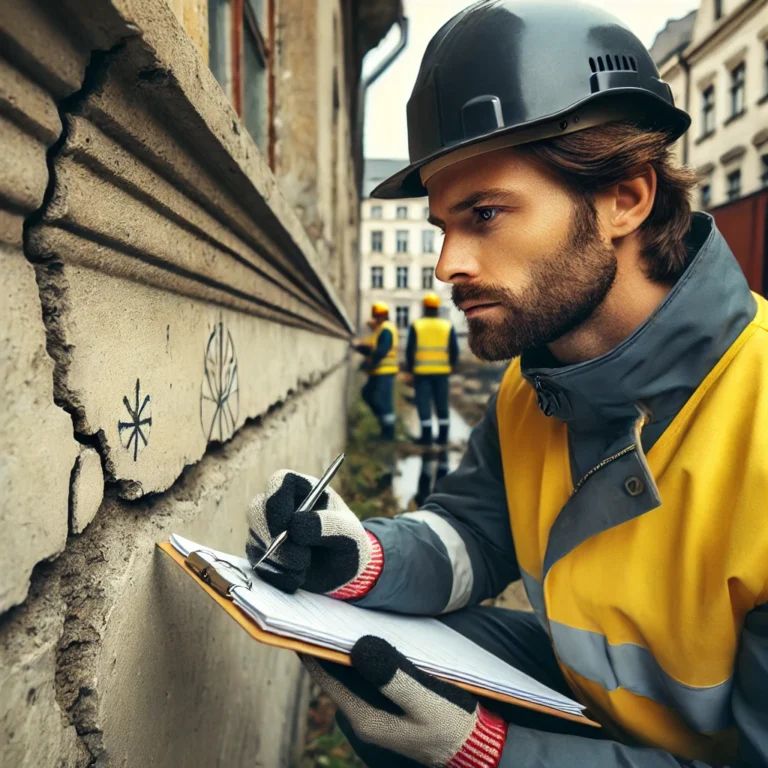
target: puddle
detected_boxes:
[392,406,474,510]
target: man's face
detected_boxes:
[428,148,617,361]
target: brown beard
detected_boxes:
[452,198,617,362]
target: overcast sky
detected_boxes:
[363,0,700,160]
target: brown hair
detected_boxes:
[525,122,698,282]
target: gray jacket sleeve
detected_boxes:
[500,601,768,768]
[358,394,519,615]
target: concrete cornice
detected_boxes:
[99,0,355,334]
[685,0,768,65]
[720,144,748,163]
[753,126,768,146]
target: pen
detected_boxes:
[252,452,346,569]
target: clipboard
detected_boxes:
[157,541,599,727]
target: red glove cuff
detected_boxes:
[447,705,507,768]
[328,531,384,600]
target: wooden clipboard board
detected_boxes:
[157,541,598,727]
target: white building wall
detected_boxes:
[685,0,768,207]
[359,196,467,342]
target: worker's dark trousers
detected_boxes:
[414,451,450,507]
[414,374,450,444]
[361,374,396,439]
[333,607,606,767]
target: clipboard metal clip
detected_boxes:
[185,550,252,598]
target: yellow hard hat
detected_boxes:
[371,301,389,317]
[423,292,441,308]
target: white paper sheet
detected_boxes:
[170,534,585,716]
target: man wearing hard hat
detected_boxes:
[406,292,459,446]
[246,2,768,766]
[352,302,399,440]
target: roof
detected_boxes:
[363,158,409,197]
[649,9,697,68]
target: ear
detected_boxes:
[598,166,657,240]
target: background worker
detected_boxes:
[351,301,398,440]
[406,292,459,446]
[247,2,768,767]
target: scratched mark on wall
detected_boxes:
[118,379,152,461]
[201,319,239,442]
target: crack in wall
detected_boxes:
[22,43,128,490]
[16,32,351,764]
[19,39,135,768]
[38,357,348,767]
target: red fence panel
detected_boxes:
[710,187,768,296]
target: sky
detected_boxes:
[363,0,700,160]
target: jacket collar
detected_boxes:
[521,213,756,432]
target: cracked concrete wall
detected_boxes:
[1,367,348,767]
[0,0,390,763]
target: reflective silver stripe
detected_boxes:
[400,510,473,613]
[437,418,450,426]
[380,413,396,424]
[550,620,733,732]
[420,420,432,427]
[520,569,549,635]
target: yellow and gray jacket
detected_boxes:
[359,214,768,767]
[365,320,399,375]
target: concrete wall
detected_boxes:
[0,0,399,763]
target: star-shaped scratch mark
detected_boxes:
[118,379,152,461]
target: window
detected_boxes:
[726,169,742,201]
[422,230,435,253]
[730,62,745,117]
[396,206,408,219]
[701,85,715,136]
[371,266,384,288]
[700,183,711,209]
[209,0,233,98]
[371,230,383,252]
[763,41,768,97]
[761,155,768,189]
[396,306,410,329]
[396,266,409,288]
[423,206,430,219]
[396,230,409,253]
[422,267,434,290]
[371,205,382,219]
[208,0,271,155]
[714,0,723,19]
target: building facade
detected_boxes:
[359,159,466,344]
[653,0,768,208]
[0,0,400,765]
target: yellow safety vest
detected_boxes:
[368,320,399,375]
[496,294,768,765]
[412,317,453,375]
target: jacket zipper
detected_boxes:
[571,444,636,495]
[570,409,650,496]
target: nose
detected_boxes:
[434,234,480,284]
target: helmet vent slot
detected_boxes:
[589,54,638,74]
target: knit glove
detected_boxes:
[245,470,383,597]
[302,636,507,768]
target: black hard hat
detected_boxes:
[372,0,691,199]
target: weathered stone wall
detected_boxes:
[0,0,399,763]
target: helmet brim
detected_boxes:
[370,89,690,200]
